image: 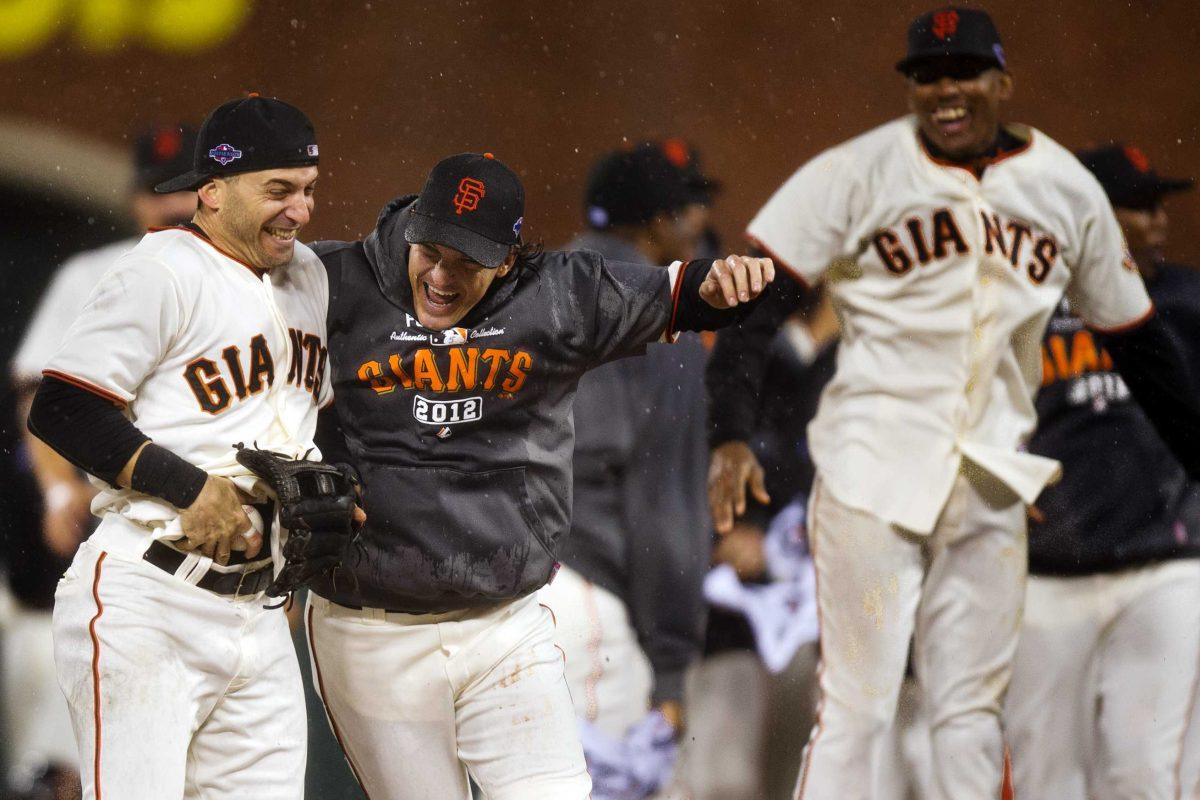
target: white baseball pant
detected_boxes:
[538,564,653,738]
[1006,557,1200,800]
[795,463,1026,800]
[306,591,591,800]
[52,541,306,799]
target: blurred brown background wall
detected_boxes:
[2,0,1198,258]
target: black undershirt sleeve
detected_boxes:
[1098,312,1200,480]
[671,259,763,334]
[27,375,149,486]
[705,269,808,447]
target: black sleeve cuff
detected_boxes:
[670,260,763,335]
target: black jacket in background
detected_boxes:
[1027,270,1200,576]
[558,230,710,704]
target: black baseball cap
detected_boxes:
[404,153,525,268]
[154,94,318,193]
[132,124,198,192]
[1077,144,1194,210]
[584,143,694,230]
[896,7,1007,74]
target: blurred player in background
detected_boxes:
[4,123,196,800]
[672,284,835,800]
[538,140,715,797]
[1005,143,1200,799]
[706,7,1200,798]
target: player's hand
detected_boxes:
[177,475,260,565]
[698,255,775,309]
[712,522,767,580]
[40,480,95,558]
[708,440,770,534]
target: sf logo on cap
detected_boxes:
[209,143,243,165]
[932,9,959,40]
[454,177,486,215]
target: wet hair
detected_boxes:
[514,238,543,262]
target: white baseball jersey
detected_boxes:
[42,226,332,554]
[44,226,331,799]
[12,237,140,383]
[747,115,1151,534]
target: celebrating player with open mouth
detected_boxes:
[706,6,1200,800]
[306,152,773,799]
[29,95,330,799]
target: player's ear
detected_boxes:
[496,249,517,277]
[997,70,1014,102]
[197,179,222,212]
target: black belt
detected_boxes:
[143,540,274,597]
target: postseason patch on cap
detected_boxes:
[209,143,243,165]
[307,144,319,157]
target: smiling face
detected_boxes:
[196,166,318,269]
[906,57,1013,161]
[407,241,514,330]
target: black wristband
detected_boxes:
[130,443,209,509]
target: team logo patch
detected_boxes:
[430,327,469,346]
[661,138,691,169]
[414,395,482,426]
[208,143,243,165]
[454,177,486,215]
[306,144,319,157]
[931,9,958,40]
[512,216,523,237]
[1124,145,1151,173]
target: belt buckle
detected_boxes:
[233,566,260,599]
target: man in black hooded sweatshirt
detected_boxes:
[306,152,774,799]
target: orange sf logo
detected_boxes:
[453,177,486,215]
[932,10,959,40]
[1123,145,1151,174]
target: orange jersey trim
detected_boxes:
[147,225,267,279]
[89,552,108,800]
[744,233,811,290]
[665,259,690,340]
[917,129,1035,180]
[306,605,374,799]
[1086,303,1155,335]
[42,370,127,408]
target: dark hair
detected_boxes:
[515,238,543,261]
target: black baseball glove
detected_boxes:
[235,444,359,598]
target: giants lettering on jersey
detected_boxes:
[355,346,532,397]
[184,328,326,414]
[870,207,1059,284]
[1041,325,1127,411]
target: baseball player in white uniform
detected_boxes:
[28,95,329,799]
[706,7,1200,799]
[6,124,196,797]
